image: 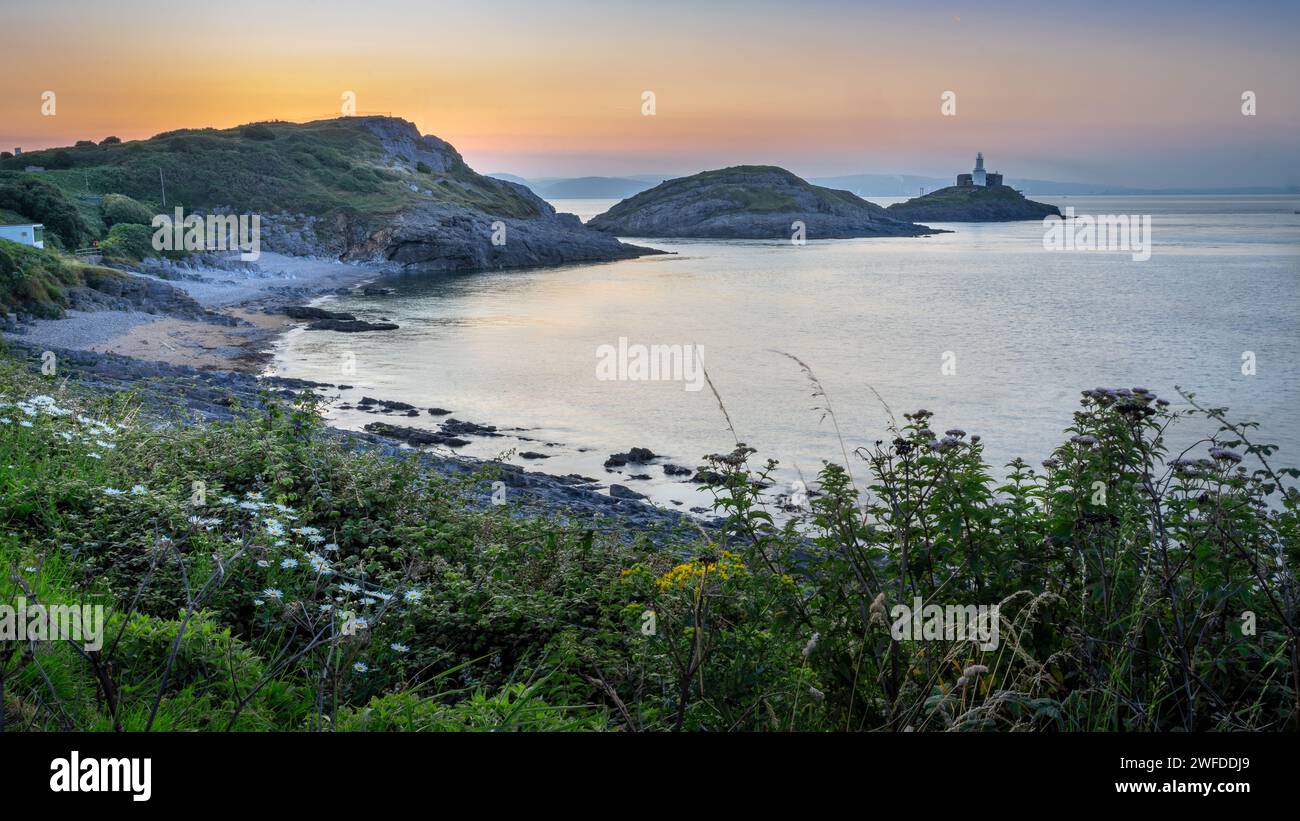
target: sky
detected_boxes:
[2,0,1298,188]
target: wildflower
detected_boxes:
[280,558,299,570]
[802,632,820,658]
[1070,434,1098,447]
[19,420,33,428]
[256,559,270,568]
[339,582,362,595]
[324,543,340,552]
[390,643,410,653]
[253,598,265,607]
[1209,447,1243,464]
[261,588,284,601]
[353,661,369,673]
[87,452,102,460]
[102,487,125,496]
[130,484,147,495]
[869,592,887,626]
[263,519,285,537]
[945,429,966,438]
[352,616,369,630]
[403,590,422,604]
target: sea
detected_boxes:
[269,195,1300,512]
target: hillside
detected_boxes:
[885,184,1062,222]
[0,117,654,270]
[587,166,937,239]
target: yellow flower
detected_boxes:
[655,551,746,591]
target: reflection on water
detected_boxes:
[272,196,1300,514]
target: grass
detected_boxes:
[0,117,544,235]
[597,165,881,220]
[0,344,1296,732]
[0,240,128,318]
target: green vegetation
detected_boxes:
[98,223,157,263]
[100,193,155,228]
[0,118,544,224]
[603,165,868,218]
[0,240,126,318]
[1,350,1295,731]
[0,173,94,249]
[886,184,1061,221]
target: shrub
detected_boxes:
[0,172,92,248]
[100,193,155,228]
[99,222,155,261]
[101,136,121,145]
[240,123,277,141]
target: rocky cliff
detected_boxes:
[3,116,658,271]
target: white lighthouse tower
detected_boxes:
[972,152,987,187]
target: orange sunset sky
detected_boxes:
[2,0,1298,187]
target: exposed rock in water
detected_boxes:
[663,463,693,477]
[519,451,551,459]
[885,184,1062,222]
[306,319,399,332]
[427,407,452,416]
[692,468,724,485]
[279,305,356,321]
[440,418,499,437]
[587,165,940,239]
[363,421,470,448]
[605,447,657,467]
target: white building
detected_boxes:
[0,223,45,249]
[972,152,986,187]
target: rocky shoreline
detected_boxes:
[3,339,716,539]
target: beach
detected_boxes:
[3,251,388,371]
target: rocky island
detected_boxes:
[587,165,938,239]
[885,184,1062,222]
[885,153,1062,222]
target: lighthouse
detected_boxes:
[955,153,1004,187]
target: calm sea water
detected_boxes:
[271,195,1300,512]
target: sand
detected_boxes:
[4,252,387,372]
